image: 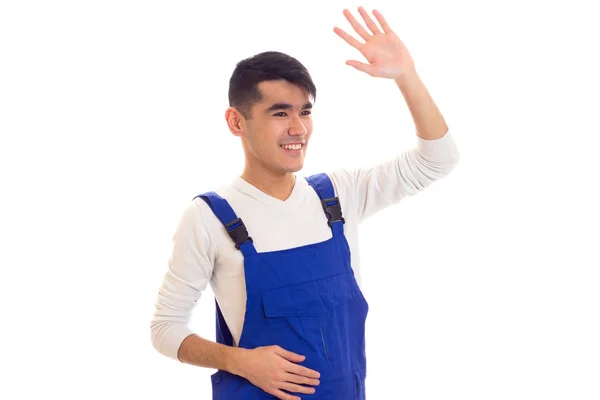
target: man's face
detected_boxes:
[237,80,313,176]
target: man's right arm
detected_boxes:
[150,200,214,363]
[150,200,320,399]
[176,333,244,372]
[149,200,247,374]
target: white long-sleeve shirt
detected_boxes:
[150,130,460,361]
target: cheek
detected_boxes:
[248,128,279,156]
[305,121,314,136]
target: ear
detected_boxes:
[225,107,246,137]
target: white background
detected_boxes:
[1,0,599,399]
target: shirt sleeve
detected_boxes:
[149,200,215,362]
[329,129,460,223]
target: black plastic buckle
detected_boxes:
[225,218,253,250]
[321,197,345,227]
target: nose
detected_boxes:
[288,115,308,136]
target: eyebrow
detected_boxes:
[264,102,313,114]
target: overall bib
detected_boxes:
[196,173,369,399]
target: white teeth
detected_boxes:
[281,144,302,150]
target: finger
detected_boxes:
[333,26,363,50]
[285,372,320,387]
[280,381,316,395]
[287,363,321,380]
[346,60,374,76]
[358,6,382,35]
[275,347,305,363]
[342,8,371,41]
[373,9,393,34]
[270,389,300,400]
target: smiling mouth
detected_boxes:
[280,143,304,151]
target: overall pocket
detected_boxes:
[261,272,354,382]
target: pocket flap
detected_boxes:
[262,272,351,318]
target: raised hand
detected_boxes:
[334,7,416,80]
[236,345,321,400]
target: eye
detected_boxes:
[273,110,312,117]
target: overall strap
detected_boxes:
[193,191,257,257]
[305,173,345,236]
[192,191,255,347]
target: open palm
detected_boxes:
[334,7,415,79]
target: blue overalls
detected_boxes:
[195,173,369,399]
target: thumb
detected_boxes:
[345,60,374,75]
[275,347,305,363]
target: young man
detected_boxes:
[151,7,459,400]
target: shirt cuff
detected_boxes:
[416,129,459,161]
[157,325,195,362]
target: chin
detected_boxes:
[284,164,304,173]
[278,158,305,173]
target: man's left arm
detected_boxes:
[329,7,459,221]
[395,70,448,141]
[334,7,450,142]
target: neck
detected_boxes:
[240,165,297,201]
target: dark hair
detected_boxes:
[228,51,317,120]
